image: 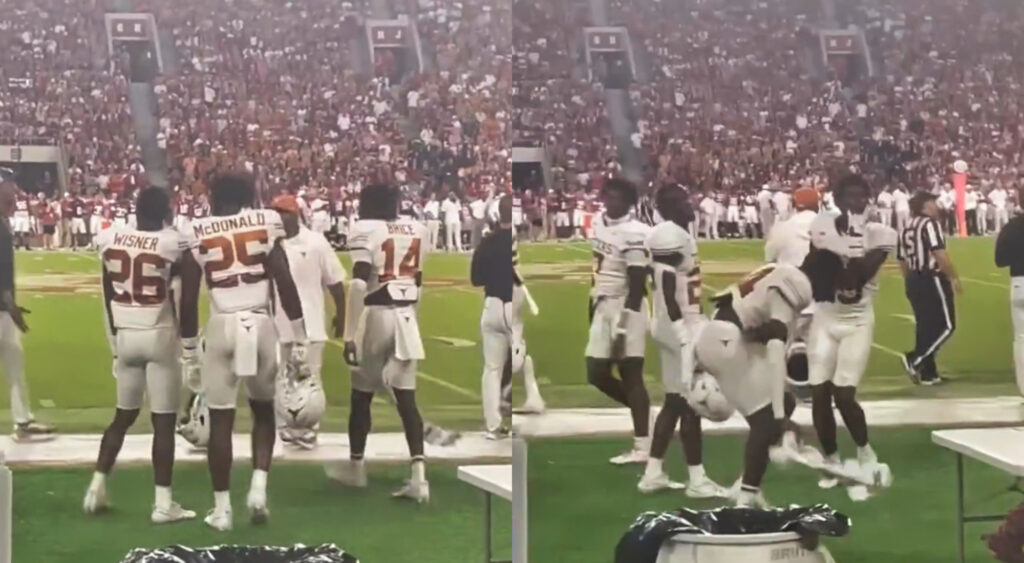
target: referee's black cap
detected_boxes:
[909,190,937,216]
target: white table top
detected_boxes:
[457,464,512,501]
[933,427,1024,477]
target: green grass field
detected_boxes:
[1,235,1017,563]
[13,462,510,563]
[528,431,1019,563]
[1,236,1015,433]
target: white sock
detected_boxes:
[251,469,268,493]
[858,444,877,463]
[411,459,426,483]
[522,356,543,404]
[825,452,840,464]
[688,464,706,483]
[154,485,172,510]
[90,471,106,491]
[643,457,663,478]
[634,436,650,452]
[737,485,760,506]
[214,490,231,513]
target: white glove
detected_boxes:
[289,341,312,379]
[182,337,202,393]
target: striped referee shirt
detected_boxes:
[898,216,945,273]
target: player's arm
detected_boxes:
[763,289,797,420]
[267,242,306,330]
[470,234,490,287]
[995,219,1021,268]
[924,219,961,294]
[622,239,649,316]
[100,259,117,352]
[178,251,202,340]
[319,237,347,338]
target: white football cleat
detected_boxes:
[204,507,233,531]
[151,502,196,524]
[768,431,802,466]
[637,472,686,494]
[735,489,771,509]
[514,398,546,415]
[685,476,729,499]
[818,455,841,489]
[609,448,649,465]
[324,459,367,487]
[83,485,109,514]
[247,489,269,525]
[392,480,430,503]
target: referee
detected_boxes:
[995,192,1024,397]
[897,190,963,386]
[471,195,518,439]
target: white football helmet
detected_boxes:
[276,375,326,431]
[178,393,210,448]
[687,371,735,422]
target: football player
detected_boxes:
[806,174,896,487]
[586,178,652,464]
[330,184,431,503]
[638,184,727,497]
[695,259,817,508]
[178,172,311,530]
[269,195,347,449]
[84,187,195,523]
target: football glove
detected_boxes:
[181,337,202,393]
[343,340,359,366]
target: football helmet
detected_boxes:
[178,393,210,448]
[276,375,326,431]
[687,371,735,422]
[786,341,811,402]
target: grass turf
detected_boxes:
[12,461,510,563]
[0,236,1016,432]
[527,430,1020,563]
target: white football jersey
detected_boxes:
[810,212,897,319]
[97,225,187,329]
[348,217,428,303]
[590,213,650,298]
[184,208,286,313]
[729,264,813,330]
[646,221,701,319]
[764,209,817,267]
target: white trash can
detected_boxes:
[656,531,835,563]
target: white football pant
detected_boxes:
[1013,278,1024,396]
[806,310,873,388]
[202,311,278,409]
[427,220,440,250]
[446,221,462,252]
[114,327,181,414]
[0,313,32,424]
[480,297,515,432]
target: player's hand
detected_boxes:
[343,340,359,366]
[181,340,202,392]
[952,277,964,296]
[611,333,626,360]
[10,305,29,333]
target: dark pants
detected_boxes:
[905,272,956,380]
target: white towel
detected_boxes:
[234,312,259,377]
[393,306,425,361]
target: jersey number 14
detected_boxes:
[380,237,421,282]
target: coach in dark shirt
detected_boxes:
[471,195,519,437]
[995,194,1024,397]
[897,190,962,386]
[0,181,54,439]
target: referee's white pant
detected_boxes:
[481,297,518,432]
[1012,278,1024,396]
[0,313,33,425]
[426,220,441,250]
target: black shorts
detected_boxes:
[43,225,56,235]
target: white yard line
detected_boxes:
[871,342,906,359]
[325,340,480,399]
[962,276,1008,289]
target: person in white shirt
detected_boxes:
[937,186,955,235]
[772,189,792,222]
[876,188,894,229]
[309,192,331,236]
[469,195,488,248]
[699,193,719,240]
[991,186,1010,232]
[965,186,980,235]
[977,190,990,235]
[893,186,911,234]
[442,193,463,252]
[757,185,774,235]
[270,195,347,449]
[423,196,441,251]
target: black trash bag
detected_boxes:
[615,504,850,563]
[119,544,359,563]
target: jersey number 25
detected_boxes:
[200,230,269,288]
